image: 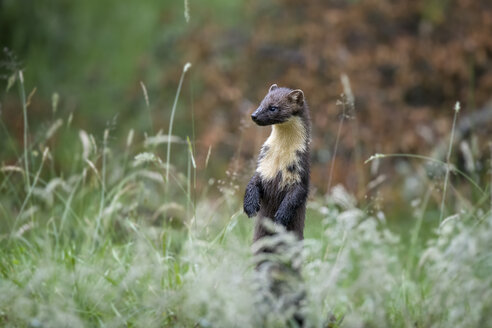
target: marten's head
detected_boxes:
[251,84,305,126]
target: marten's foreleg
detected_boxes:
[274,183,307,226]
[244,173,261,218]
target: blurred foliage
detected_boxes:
[1,0,183,124]
[1,2,492,325]
[1,0,491,210]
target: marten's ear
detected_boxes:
[268,84,278,93]
[288,89,304,105]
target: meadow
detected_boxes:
[2,1,492,327]
[0,64,491,328]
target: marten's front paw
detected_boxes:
[274,210,290,226]
[244,200,260,218]
[244,179,261,218]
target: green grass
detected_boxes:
[1,70,492,328]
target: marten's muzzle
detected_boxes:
[251,108,261,123]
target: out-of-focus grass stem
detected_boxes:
[406,187,431,273]
[166,63,191,182]
[11,148,49,238]
[18,70,30,191]
[328,74,355,194]
[190,81,197,226]
[489,142,492,211]
[440,102,460,223]
[327,102,345,193]
[92,129,108,250]
[140,81,153,134]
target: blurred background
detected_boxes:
[1,0,491,217]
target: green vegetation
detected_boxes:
[1,64,491,327]
[1,1,492,327]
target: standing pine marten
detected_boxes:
[244,84,311,242]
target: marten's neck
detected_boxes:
[270,116,308,151]
[257,115,310,186]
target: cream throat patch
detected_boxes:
[256,117,308,187]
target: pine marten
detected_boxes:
[244,84,311,242]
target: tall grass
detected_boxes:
[17,71,30,192]
[490,142,492,210]
[439,101,460,223]
[165,62,192,183]
[1,69,491,328]
[326,74,354,193]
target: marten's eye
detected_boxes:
[269,106,278,112]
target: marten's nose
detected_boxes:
[251,108,260,121]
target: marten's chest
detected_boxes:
[256,117,307,187]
